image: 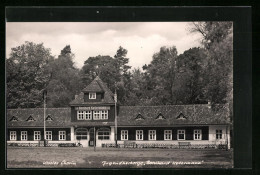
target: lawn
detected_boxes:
[7,147,233,168]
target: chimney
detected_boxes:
[75,95,78,99]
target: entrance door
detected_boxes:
[89,128,95,147]
[75,128,88,147]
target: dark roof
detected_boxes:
[117,104,230,126]
[70,76,115,105]
[7,108,71,128]
[7,104,230,128]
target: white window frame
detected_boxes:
[194,129,202,140]
[59,131,66,140]
[177,130,185,140]
[34,131,41,141]
[97,128,110,140]
[93,110,100,120]
[149,130,156,140]
[89,92,96,99]
[216,130,223,139]
[100,110,108,120]
[136,130,143,140]
[121,130,128,140]
[164,130,172,140]
[85,111,92,120]
[77,111,85,120]
[45,131,52,140]
[10,131,16,141]
[21,131,27,141]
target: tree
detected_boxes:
[190,22,233,105]
[175,47,208,104]
[6,41,53,108]
[46,45,82,107]
[142,46,178,105]
[80,46,131,105]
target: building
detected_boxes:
[7,76,232,148]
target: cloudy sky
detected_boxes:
[6,22,202,69]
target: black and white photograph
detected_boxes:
[5,9,236,169]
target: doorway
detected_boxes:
[89,128,95,147]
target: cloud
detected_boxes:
[6,22,202,69]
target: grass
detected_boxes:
[7,147,233,168]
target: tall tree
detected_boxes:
[6,41,53,108]
[175,47,208,104]
[143,46,178,105]
[80,46,131,105]
[190,22,233,105]
[46,45,82,107]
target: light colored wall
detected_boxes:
[70,127,74,141]
[209,125,230,148]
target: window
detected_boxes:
[77,111,92,120]
[121,130,128,140]
[85,111,92,120]
[194,129,202,140]
[93,111,100,120]
[45,131,52,140]
[149,130,156,140]
[75,128,88,140]
[89,92,96,99]
[34,131,41,141]
[98,128,110,140]
[59,131,66,140]
[10,131,16,141]
[216,130,222,139]
[100,110,108,119]
[136,130,143,140]
[77,111,84,120]
[21,131,27,141]
[164,130,172,140]
[177,130,185,140]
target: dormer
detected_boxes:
[135,113,144,120]
[176,113,187,120]
[46,115,53,121]
[10,116,18,121]
[156,113,166,120]
[26,115,35,121]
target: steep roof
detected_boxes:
[70,76,115,105]
[7,104,230,128]
[7,108,71,128]
[117,104,230,126]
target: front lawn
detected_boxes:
[7,147,233,168]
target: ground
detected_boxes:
[7,147,233,168]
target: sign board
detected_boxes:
[75,106,110,110]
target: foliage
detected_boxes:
[6,42,53,108]
[7,23,232,108]
[46,45,82,107]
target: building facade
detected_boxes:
[7,76,232,148]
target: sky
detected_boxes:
[6,22,202,69]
